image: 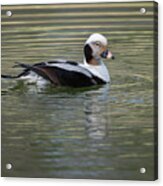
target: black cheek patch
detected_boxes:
[84,44,93,63]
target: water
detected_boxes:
[1,2,157,180]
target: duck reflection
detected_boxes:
[4,81,111,141]
[84,84,110,140]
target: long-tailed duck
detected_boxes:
[2,33,115,88]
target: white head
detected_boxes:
[84,33,115,65]
[85,33,108,46]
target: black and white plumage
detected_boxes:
[2,33,115,88]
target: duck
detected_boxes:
[1,33,115,88]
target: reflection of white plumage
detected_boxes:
[2,33,115,88]
[84,85,110,140]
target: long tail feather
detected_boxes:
[1,74,19,79]
[13,62,32,69]
[1,62,31,79]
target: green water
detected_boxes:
[1,2,157,180]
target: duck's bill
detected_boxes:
[107,51,115,60]
[101,50,115,60]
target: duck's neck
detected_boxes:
[83,56,102,66]
[83,57,110,83]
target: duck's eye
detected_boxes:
[95,42,101,47]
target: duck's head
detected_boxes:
[84,33,115,65]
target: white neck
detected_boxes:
[83,56,102,66]
[82,57,110,83]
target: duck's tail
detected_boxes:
[1,62,31,79]
[1,74,19,79]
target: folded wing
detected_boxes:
[15,61,103,87]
